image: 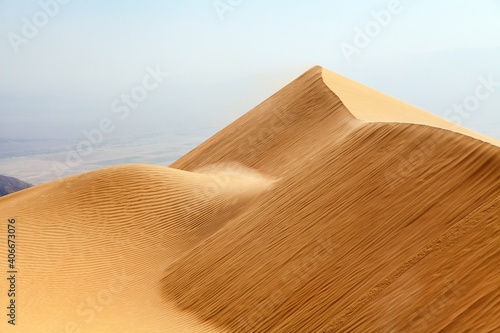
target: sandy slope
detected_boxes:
[0,164,272,332]
[1,66,498,332]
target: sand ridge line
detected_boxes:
[161,67,499,332]
[321,68,499,147]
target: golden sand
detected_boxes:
[1,67,498,332]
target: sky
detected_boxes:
[0,0,499,140]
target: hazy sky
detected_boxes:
[1,0,499,140]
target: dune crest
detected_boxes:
[1,66,498,332]
[321,67,499,146]
[163,66,499,332]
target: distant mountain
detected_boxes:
[0,175,32,197]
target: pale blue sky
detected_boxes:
[1,0,499,140]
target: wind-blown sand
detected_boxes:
[0,66,498,332]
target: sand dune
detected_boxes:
[1,66,498,332]
[0,164,272,332]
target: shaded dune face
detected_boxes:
[170,67,361,179]
[162,123,499,332]
[0,66,498,332]
[163,67,500,332]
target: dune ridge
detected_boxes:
[163,66,499,332]
[322,67,499,147]
[0,66,498,332]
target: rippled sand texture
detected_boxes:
[0,66,498,332]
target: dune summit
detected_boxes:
[0,66,498,332]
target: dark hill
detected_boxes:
[0,174,32,197]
